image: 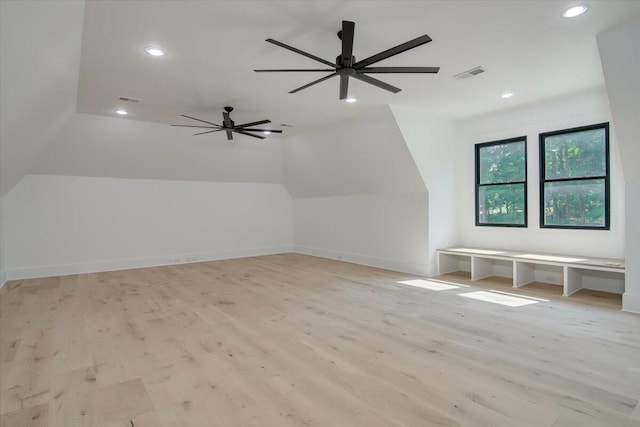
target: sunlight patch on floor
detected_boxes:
[397,279,463,291]
[459,290,544,307]
[487,289,549,302]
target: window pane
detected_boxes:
[544,128,606,179]
[479,141,526,184]
[543,179,605,227]
[478,184,525,225]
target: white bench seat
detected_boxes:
[437,247,625,296]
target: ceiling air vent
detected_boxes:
[453,66,486,80]
[118,96,140,103]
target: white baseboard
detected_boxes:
[294,245,433,276]
[622,293,640,315]
[5,246,294,281]
[0,270,6,290]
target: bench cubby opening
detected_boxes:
[438,252,471,278]
[472,257,512,281]
[566,267,624,295]
[436,247,625,303]
[514,261,564,289]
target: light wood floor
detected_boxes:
[1,254,639,426]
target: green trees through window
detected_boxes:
[474,123,610,230]
[540,123,609,229]
[475,137,527,227]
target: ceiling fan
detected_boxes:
[255,20,440,100]
[171,107,282,141]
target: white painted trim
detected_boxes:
[294,245,433,276]
[622,293,640,315]
[0,270,6,289]
[5,246,294,281]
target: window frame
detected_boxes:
[475,136,528,228]
[538,122,610,230]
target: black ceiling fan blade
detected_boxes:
[242,129,283,133]
[339,75,349,100]
[359,66,440,73]
[171,124,221,129]
[351,73,401,93]
[180,114,220,127]
[236,119,270,128]
[193,129,223,136]
[265,38,336,68]
[233,129,266,140]
[340,20,355,67]
[353,34,433,69]
[254,69,336,72]
[289,73,337,94]
[225,130,233,141]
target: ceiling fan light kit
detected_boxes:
[174,19,439,140]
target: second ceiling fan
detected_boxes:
[171,107,282,141]
[255,20,440,100]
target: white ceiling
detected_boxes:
[77,1,640,134]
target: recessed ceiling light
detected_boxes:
[345,97,357,103]
[143,46,165,56]
[562,5,589,18]
[263,131,272,135]
[115,109,128,115]
[501,92,514,99]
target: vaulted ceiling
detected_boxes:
[2,1,639,195]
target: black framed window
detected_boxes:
[539,123,610,230]
[475,137,527,227]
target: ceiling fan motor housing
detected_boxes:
[336,55,356,67]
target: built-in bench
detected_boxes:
[437,247,625,297]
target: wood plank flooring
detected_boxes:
[1,253,639,426]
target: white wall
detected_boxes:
[4,175,293,280]
[597,19,640,313]
[390,108,459,273]
[0,99,289,285]
[285,106,429,275]
[294,193,429,275]
[622,181,640,311]
[453,89,625,259]
[0,93,287,285]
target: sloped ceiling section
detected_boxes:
[283,105,426,198]
[0,0,85,195]
[32,113,284,184]
[597,18,640,182]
